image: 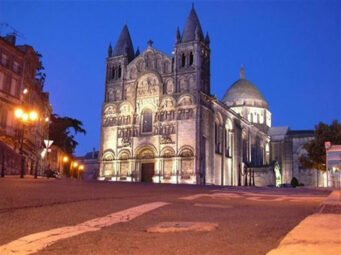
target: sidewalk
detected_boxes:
[267,190,341,255]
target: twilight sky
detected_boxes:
[1,0,340,156]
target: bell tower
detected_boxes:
[174,6,211,95]
[105,25,135,103]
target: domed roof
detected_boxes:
[222,67,269,109]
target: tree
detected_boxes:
[300,120,341,171]
[49,114,86,154]
[35,51,46,90]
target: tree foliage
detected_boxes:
[49,114,86,154]
[35,51,46,90]
[300,120,341,171]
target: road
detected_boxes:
[0,177,330,255]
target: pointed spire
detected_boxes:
[112,24,135,61]
[240,65,246,79]
[195,26,200,41]
[108,43,112,57]
[135,47,140,56]
[205,32,210,45]
[176,27,181,43]
[147,39,154,48]
[181,5,204,43]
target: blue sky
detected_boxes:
[1,0,340,156]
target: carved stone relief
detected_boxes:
[180,79,188,92]
[165,79,174,94]
[177,109,194,120]
[137,73,160,97]
[178,96,193,107]
[160,135,174,144]
[129,65,137,79]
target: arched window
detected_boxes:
[215,122,222,154]
[112,67,116,80]
[181,53,186,67]
[118,66,122,78]
[189,52,194,66]
[142,110,153,133]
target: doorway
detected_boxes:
[141,163,155,183]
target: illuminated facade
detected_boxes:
[0,35,51,176]
[99,6,275,186]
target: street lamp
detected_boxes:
[14,107,39,178]
[63,156,69,163]
[70,161,79,178]
[78,164,85,179]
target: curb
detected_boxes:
[324,190,341,206]
[266,190,341,255]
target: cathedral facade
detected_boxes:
[99,7,275,186]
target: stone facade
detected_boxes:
[99,7,272,186]
[269,128,326,187]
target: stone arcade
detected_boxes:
[99,6,277,186]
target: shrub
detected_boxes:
[291,177,299,187]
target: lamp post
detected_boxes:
[14,108,39,178]
[78,164,84,179]
[71,161,78,178]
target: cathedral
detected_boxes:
[98,6,282,186]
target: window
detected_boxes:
[112,67,116,80]
[1,54,8,67]
[189,52,194,66]
[142,110,153,133]
[10,78,19,97]
[243,139,248,162]
[2,74,10,93]
[13,61,20,73]
[215,123,222,154]
[118,66,122,78]
[0,106,7,128]
[181,53,186,67]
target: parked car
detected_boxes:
[44,169,61,179]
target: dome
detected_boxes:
[222,67,269,109]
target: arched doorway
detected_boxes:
[137,147,155,183]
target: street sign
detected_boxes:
[44,140,54,148]
[325,141,331,150]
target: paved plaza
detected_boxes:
[0,177,337,255]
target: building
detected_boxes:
[99,6,328,187]
[75,149,99,180]
[269,127,326,187]
[325,143,341,188]
[0,34,52,176]
[99,7,276,186]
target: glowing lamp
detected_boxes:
[15,108,24,118]
[29,111,38,121]
[22,113,29,122]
